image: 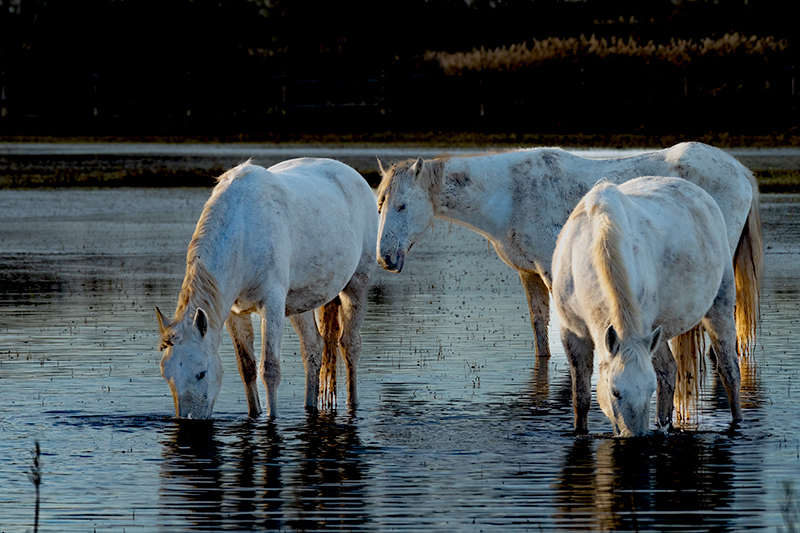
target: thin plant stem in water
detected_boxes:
[27,441,42,533]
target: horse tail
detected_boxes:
[671,324,706,423]
[318,296,343,408]
[733,180,763,357]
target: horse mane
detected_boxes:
[171,162,256,331]
[573,181,643,338]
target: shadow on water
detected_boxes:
[553,433,754,531]
[159,412,372,531]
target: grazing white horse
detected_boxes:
[376,143,762,363]
[156,159,378,419]
[552,177,742,435]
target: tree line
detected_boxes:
[0,0,796,138]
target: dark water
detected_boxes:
[1,186,799,532]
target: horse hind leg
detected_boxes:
[702,268,743,422]
[338,270,371,409]
[519,270,551,359]
[289,311,324,411]
[226,311,262,418]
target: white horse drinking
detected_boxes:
[552,177,742,436]
[156,159,378,419]
[376,143,762,363]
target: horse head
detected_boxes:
[597,324,662,437]
[156,306,223,419]
[375,156,436,273]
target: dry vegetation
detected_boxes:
[426,33,789,74]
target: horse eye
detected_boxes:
[196,371,206,381]
[397,204,406,212]
[612,389,621,399]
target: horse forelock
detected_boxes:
[377,158,444,210]
[584,182,643,339]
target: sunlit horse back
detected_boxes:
[552,177,743,435]
[376,142,762,362]
[156,158,378,419]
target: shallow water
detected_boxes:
[1,186,799,532]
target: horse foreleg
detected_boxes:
[338,271,371,409]
[226,311,262,418]
[653,341,677,430]
[289,311,323,411]
[519,270,551,359]
[702,271,743,422]
[561,328,594,434]
[259,304,285,418]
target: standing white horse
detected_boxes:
[376,142,762,362]
[552,177,742,435]
[156,159,378,419]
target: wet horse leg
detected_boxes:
[701,268,743,421]
[653,341,677,429]
[289,311,323,411]
[226,311,262,418]
[338,271,371,409]
[259,301,285,417]
[519,270,552,359]
[560,327,594,433]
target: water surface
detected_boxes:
[1,186,799,531]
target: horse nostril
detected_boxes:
[383,254,393,264]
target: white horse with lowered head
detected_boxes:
[156,158,378,419]
[376,142,761,388]
[552,177,742,436]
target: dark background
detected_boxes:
[0,0,796,141]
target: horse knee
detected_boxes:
[261,359,281,387]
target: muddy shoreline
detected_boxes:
[2,143,800,190]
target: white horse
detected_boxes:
[156,159,378,419]
[552,177,742,436]
[376,142,762,362]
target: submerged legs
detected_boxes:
[702,268,743,422]
[226,311,261,418]
[290,311,323,411]
[259,302,285,418]
[560,328,594,433]
[339,272,371,409]
[652,341,677,429]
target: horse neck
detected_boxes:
[587,191,643,338]
[430,157,509,238]
[175,185,245,332]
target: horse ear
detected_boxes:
[649,325,663,354]
[377,156,391,174]
[156,307,170,335]
[410,157,424,178]
[605,324,620,356]
[194,308,208,338]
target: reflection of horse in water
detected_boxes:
[553,178,742,435]
[156,159,378,419]
[159,415,371,530]
[553,435,744,531]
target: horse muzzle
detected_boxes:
[378,249,405,273]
